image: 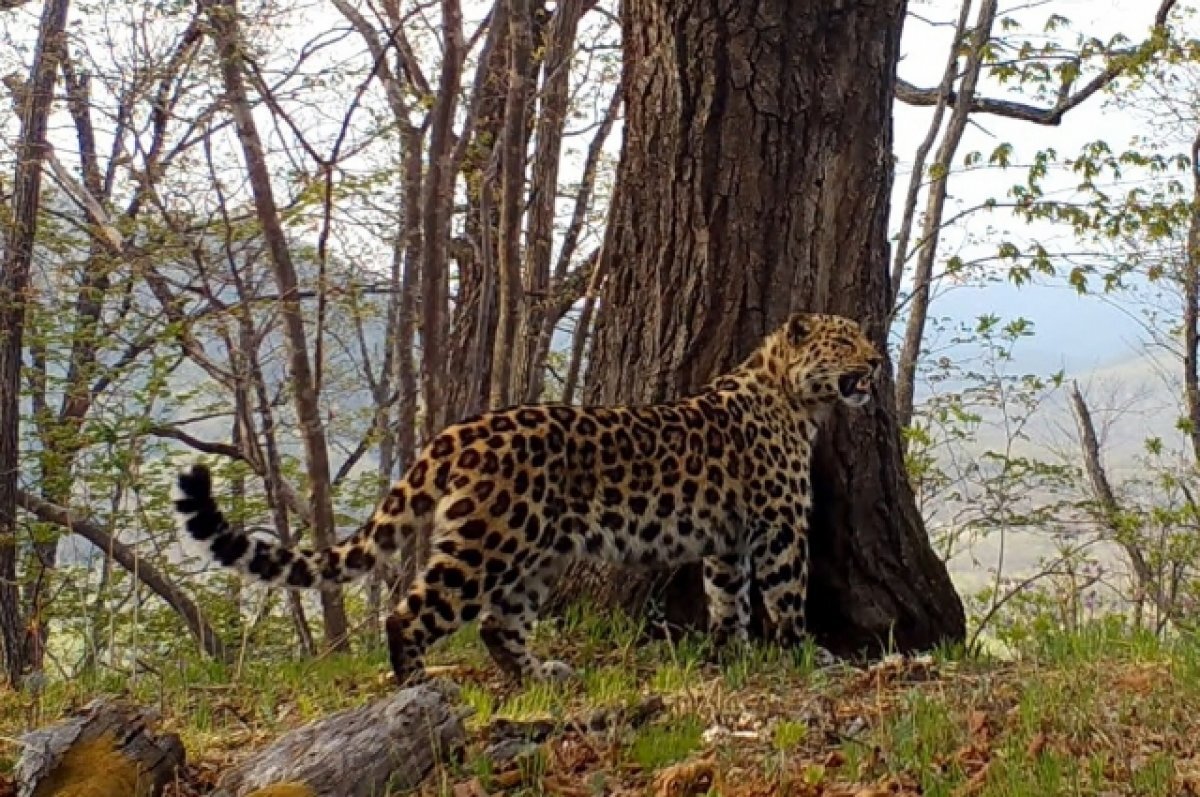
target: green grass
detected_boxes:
[771,719,808,752]
[628,714,704,770]
[5,606,1200,797]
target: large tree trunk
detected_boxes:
[555,0,964,657]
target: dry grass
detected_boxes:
[2,610,1199,796]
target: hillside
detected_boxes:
[3,607,1197,796]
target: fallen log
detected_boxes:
[211,681,468,797]
[15,697,185,797]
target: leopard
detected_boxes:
[173,312,883,685]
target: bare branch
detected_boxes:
[1069,382,1180,626]
[15,490,230,663]
[146,425,246,461]
[895,0,1179,125]
[895,0,997,432]
[889,0,971,303]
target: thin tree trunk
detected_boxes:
[337,0,427,600]
[202,0,349,650]
[889,0,973,305]
[561,249,608,405]
[364,199,410,637]
[894,0,997,433]
[445,11,509,422]
[392,133,427,593]
[1183,127,1200,461]
[395,124,423,475]
[490,0,534,409]
[553,0,965,657]
[0,0,70,688]
[469,150,501,417]
[513,0,592,402]
[1069,383,1180,627]
[335,0,424,469]
[530,87,622,397]
[420,0,465,436]
[242,316,318,656]
[23,54,134,675]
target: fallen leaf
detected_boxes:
[652,757,718,797]
[452,779,490,797]
[1113,663,1169,696]
[491,769,527,789]
[549,735,599,774]
[967,710,990,742]
[541,774,593,797]
[1026,732,1048,758]
[953,761,991,796]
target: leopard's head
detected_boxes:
[770,312,883,408]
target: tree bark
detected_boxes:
[513,0,593,402]
[202,0,349,650]
[15,698,185,797]
[446,9,508,423]
[209,683,465,797]
[555,0,965,657]
[489,0,534,410]
[0,0,70,688]
[419,0,465,437]
[1184,126,1200,461]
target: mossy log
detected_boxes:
[211,682,467,797]
[15,697,185,797]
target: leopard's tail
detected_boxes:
[173,463,430,591]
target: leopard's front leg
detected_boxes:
[750,518,810,648]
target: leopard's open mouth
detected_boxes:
[837,372,872,404]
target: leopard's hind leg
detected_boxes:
[478,548,573,683]
[383,487,495,685]
[384,550,485,685]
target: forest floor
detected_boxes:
[2,608,1199,796]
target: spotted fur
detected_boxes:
[174,312,882,684]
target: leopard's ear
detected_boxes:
[786,313,812,346]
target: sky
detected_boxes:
[892,0,1185,379]
[5,0,1184,598]
[0,0,1184,383]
